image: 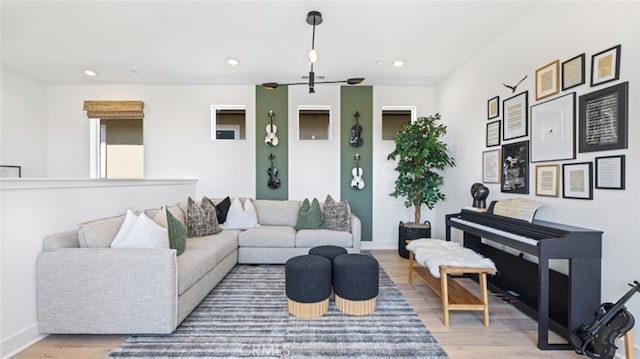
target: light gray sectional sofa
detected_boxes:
[36,198,360,334]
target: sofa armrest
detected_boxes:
[43,230,80,251]
[37,248,178,334]
[350,214,362,253]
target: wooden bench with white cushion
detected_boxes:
[406,238,496,327]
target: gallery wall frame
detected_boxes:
[535,164,559,197]
[535,60,560,101]
[482,149,501,183]
[562,162,593,200]
[501,140,529,194]
[595,154,625,190]
[578,82,628,153]
[530,92,576,163]
[562,53,585,91]
[502,91,528,141]
[486,120,501,147]
[487,96,500,119]
[591,44,621,87]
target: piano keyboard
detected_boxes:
[449,217,539,246]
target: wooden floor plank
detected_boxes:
[13,249,580,358]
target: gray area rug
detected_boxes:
[108,264,448,358]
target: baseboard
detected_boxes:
[361,240,396,250]
[1,323,45,359]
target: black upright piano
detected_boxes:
[445,207,602,350]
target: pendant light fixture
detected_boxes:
[262,11,364,94]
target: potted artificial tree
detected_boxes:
[387,113,455,258]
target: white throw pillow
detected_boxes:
[223,198,259,230]
[110,212,169,249]
[110,210,138,247]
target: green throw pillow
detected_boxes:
[295,198,324,230]
[167,207,187,256]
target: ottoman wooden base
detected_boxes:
[335,294,377,316]
[287,298,329,318]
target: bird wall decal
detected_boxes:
[503,75,528,93]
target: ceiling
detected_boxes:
[1,1,539,86]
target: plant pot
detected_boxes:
[398,221,431,259]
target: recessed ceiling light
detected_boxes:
[84,70,97,76]
[392,60,405,67]
[227,58,239,66]
[130,69,139,74]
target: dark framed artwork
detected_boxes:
[486,120,501,147]
[562,53,585,91]
[562,162,593,200]
[535,60,560,101]
[595,154,625,190]
[0,165,21,178]
[502,91,528,140]
[501,140,529,194]
[591,44,621,87]
[487,96,499,119]
[578,82,628,153]
[530,92,576,163]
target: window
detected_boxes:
[211,106,246,140]
[89,118,143,179]
[382,106,416,140]
[298,106,331,140]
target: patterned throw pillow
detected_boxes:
[295,198,324,230]
[166,208,187,255]
[322,195,351,232]
[186,196,222,237]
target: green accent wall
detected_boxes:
[341,86,373,242]
[255,86,288,200]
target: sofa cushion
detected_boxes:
[78,213,126,248]
[295,229,353,248]
[186,196,222,237]
[152,205,186,227]
[253,200,300,226]
[176,247,217,295]
[322,195,351,232]
[295,198,324,230]
[238,226,296,247]
[224,198,259,230]
[187,230,239,264]
[110,213,169,249]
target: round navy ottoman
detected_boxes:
[333,254,379,315]
[285,255,332,318]
[309,245,348,262]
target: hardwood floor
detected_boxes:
[14,249,581,359]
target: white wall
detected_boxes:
[436,2,640,356]
[0,70,47,177]
[288,86,341,201]
[44,84,256,198]
[369,86,436,249]
[0,179,197,358]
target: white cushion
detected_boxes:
[110,210,138,246]
[111,212,169,249]
[224,198,259,230]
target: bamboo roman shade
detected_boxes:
[83,101,144,120]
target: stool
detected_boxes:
[285,255,332,318]
[333,254,379,315]
[309,245,348,262]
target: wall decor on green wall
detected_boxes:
[341,86,373,242]
[256,86,288,200]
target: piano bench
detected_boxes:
[408,249,495,327]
